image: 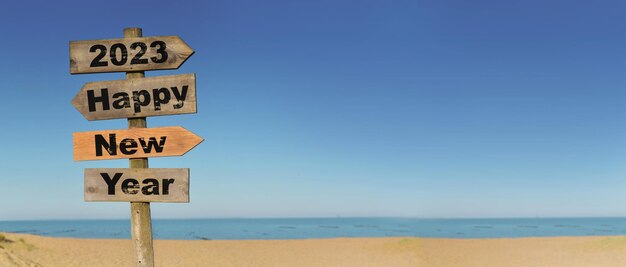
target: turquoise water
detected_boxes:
[1,218,625,240]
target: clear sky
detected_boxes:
[2,0,626,220]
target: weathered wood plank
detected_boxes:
[71,73,196,121]
[122,27,155,267]
[84,168,189,202]
[73,126,204,161]
[70,36,194,74]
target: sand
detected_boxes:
[1,232,626,266]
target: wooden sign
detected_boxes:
[85,168,189,202]
[70,36,194,74]
[71,74,196,121]
[73,126,204,161]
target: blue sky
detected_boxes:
[2,0,626,219]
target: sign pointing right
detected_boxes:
[73,126,204,161]
[70,35,194,74]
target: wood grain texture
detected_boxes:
[123,27,155,267]
[73,126,204,161]
[84,168,189,202]
[71,73,197,120]
[70,36,194,74]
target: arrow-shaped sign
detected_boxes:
[70,36,194,74]
[73,126,203,161]
[71,74,196,121]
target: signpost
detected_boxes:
[71,74,196,120]
[84,168,190,202]
[73,126,203,161]
[70,35,194,74]
[71,28,199,267]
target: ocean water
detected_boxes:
[1,218,626,240]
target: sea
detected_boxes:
[1,218,626,240]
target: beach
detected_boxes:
[2,232,626,266]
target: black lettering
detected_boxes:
[162,179,174,195]
[112,92,130,109]
[122,179,139,194]
[150,41,168,63]
[152,88,171,111]
[132,90,151,113]
[138,137,166,153]
[171,86,188,109]
[119,138,138,155]
[89,44,108,67]
[87,88,110,112]
[142,178,160,195]
[95,134,116,156]
[100,173,122,195]
[110,43,128,66]
[130,42,148,64]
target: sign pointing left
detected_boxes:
[71,73,197,121]
[73,126,203,161]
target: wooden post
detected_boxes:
[125,27,155,267]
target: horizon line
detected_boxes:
[3,216,626,222]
